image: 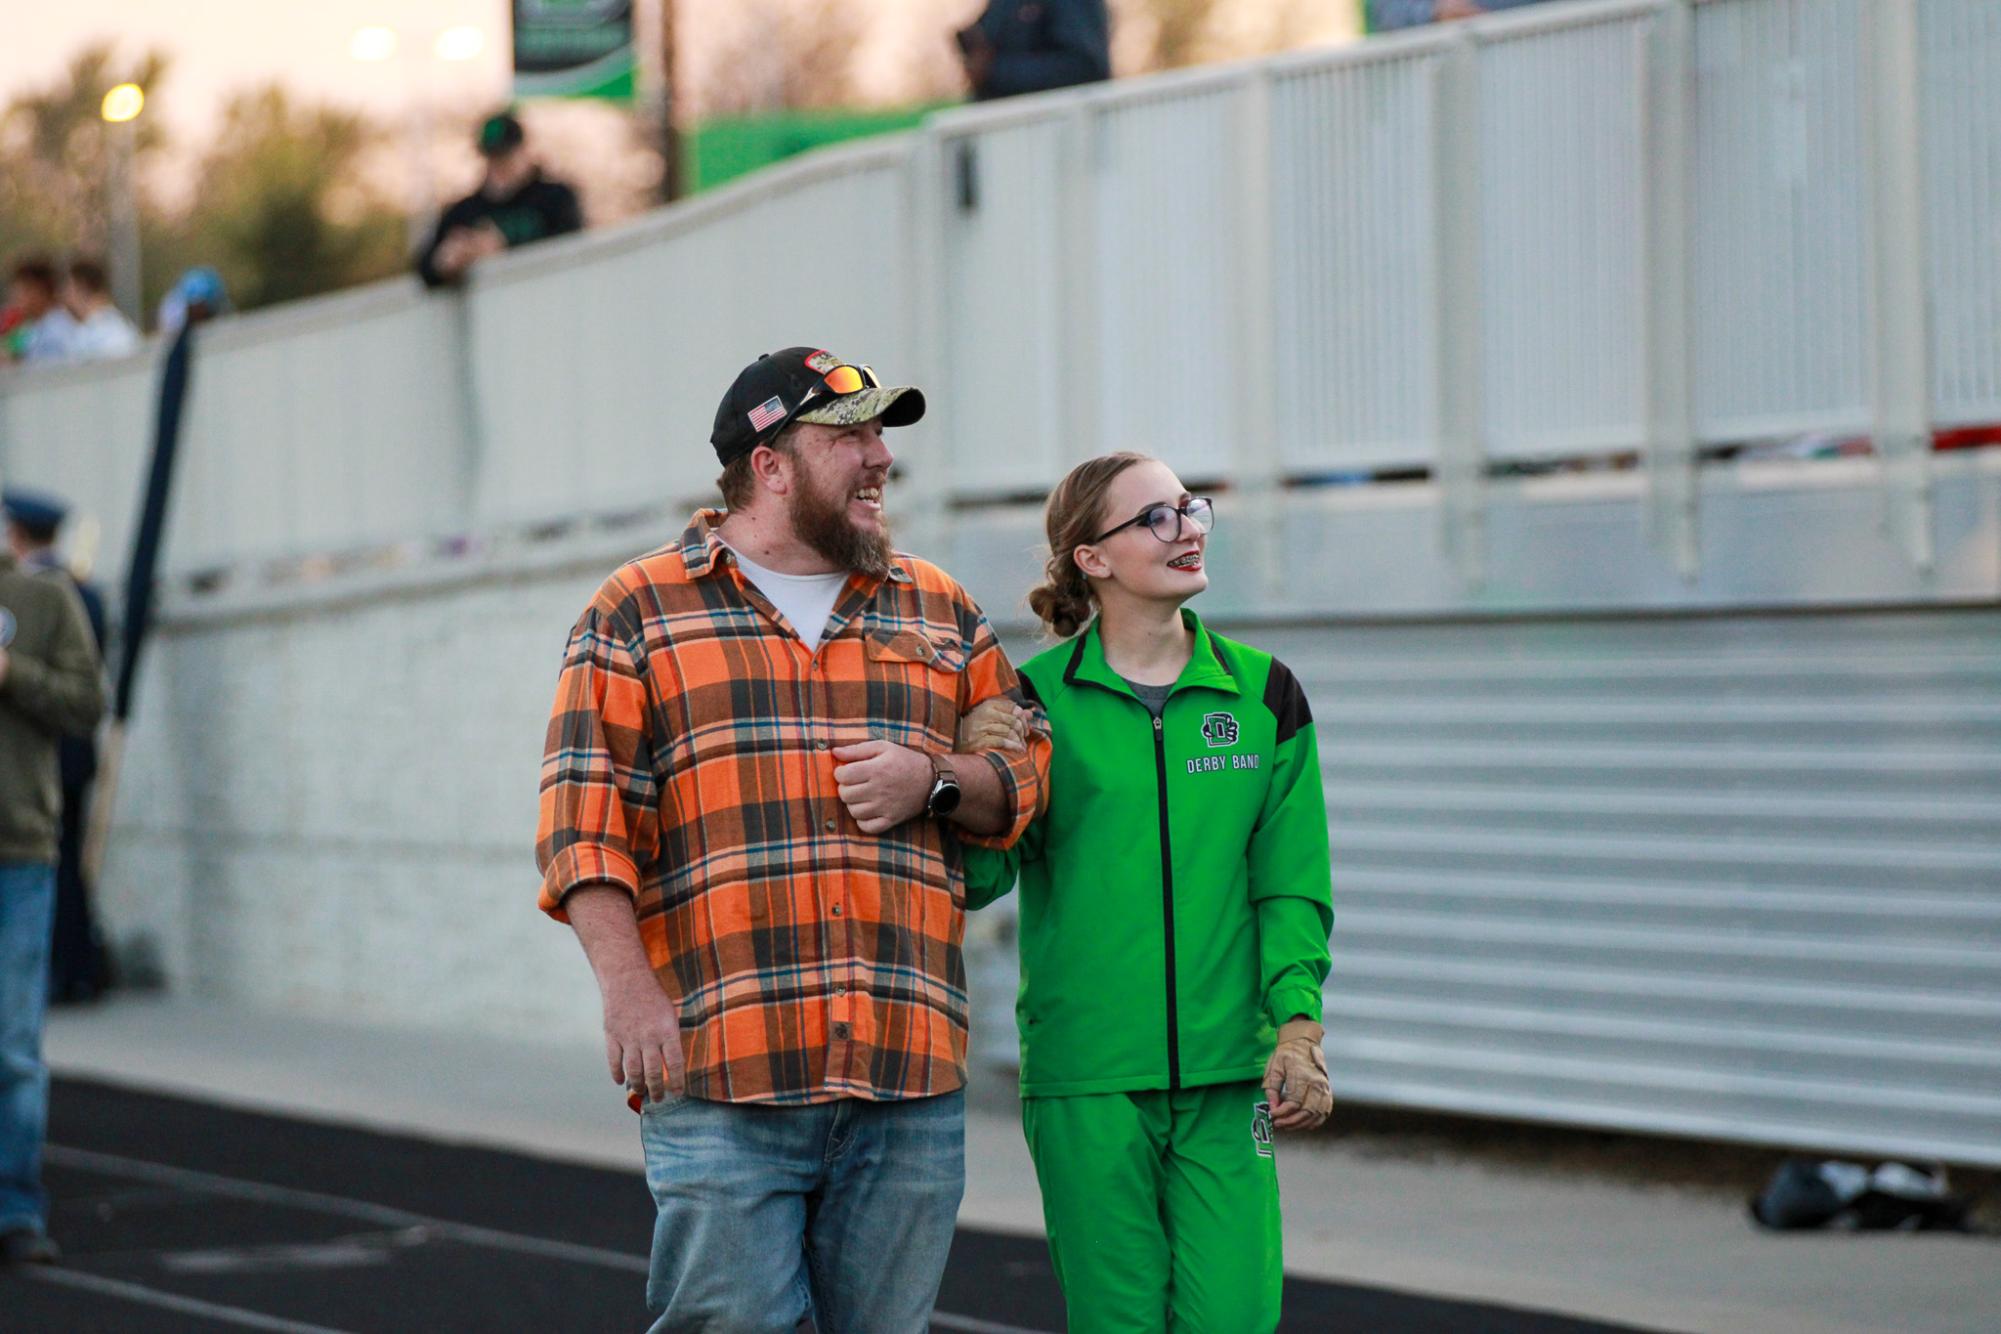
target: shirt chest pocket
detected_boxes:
[864,625,968,749]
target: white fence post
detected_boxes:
[1865,0,1934,573]
[1643,0,1698,580]
[1434,31,1486,588]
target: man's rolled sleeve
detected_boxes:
[535,604,659,921]
[954,608,1050,850]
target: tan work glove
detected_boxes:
[1263,1018,1332,1131]
[957,695,1031,753]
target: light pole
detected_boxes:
[100,82,145,324]
[350,24,490,251]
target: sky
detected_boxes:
[6,1,525,140]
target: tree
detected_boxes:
[694,0,864,116]
[0,43,171,262]
[173,86,406,310]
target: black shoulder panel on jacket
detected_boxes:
[1018,672,1045,708]
[1263,657,1312,746]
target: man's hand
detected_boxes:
[465,221,507,260]
[832,739,934,834]
[957,697,1031,753]
[564,885,685,1104]
[601,966,685,1104]
[1263,1019,1333,1132]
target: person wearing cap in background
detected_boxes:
[0,476,106,1269]
[535,347,1050,1332]
[4,489,110,1005]
[416,110,583,289]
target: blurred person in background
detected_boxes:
[535,347,1048,1332]
[958,453,1334,1334]
[957,0,1111,102]
[2,258,77,366]
[1369,0,1557,31]
[4,489,110,1005]
[417,111,583,289]
[156,266,229,336]
[59,257,140,362]
[0,472,105,1269]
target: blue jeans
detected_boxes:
[640,1089,965,1334]
[0,862,55,1235]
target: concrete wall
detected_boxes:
[103,543,617,1040]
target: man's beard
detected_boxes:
[790,470,894,577]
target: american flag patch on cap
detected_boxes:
[747,395,787,433]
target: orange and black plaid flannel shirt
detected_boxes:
[537,510,1050,1105]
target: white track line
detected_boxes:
[25,1267,355,1334]
[47,1143,648,1273]
[50,1143,1058,1331]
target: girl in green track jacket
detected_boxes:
[961,454,1334,1334]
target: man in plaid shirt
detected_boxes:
[537,347,1049,1333]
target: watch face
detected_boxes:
[930,777,962,816]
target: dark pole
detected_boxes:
[83,320,196,884]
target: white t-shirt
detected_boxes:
[726,544,849,650]
[68,306,141,361]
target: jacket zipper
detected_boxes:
[1151,713,1180,1089]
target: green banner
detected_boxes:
[512,0,636,101]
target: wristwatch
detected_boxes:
[924,753,962,818]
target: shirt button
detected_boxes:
[832,1023,850,1041]
[817,739,831,750]
[824,819,836,832]
[833,983,847,995]
[831,904,843,916]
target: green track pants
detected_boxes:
[1020,1080,1282,1334]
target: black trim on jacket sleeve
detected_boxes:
[1263,657,1312,746]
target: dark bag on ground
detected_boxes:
[1750,1158,1969,1231]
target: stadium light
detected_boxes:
[350,26,399,62]
[100,83,144,123]
[434,26,485,62]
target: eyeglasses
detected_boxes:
[1090,496,1215,545]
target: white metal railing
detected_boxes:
[1,0,1993,587]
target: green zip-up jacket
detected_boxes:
[965,610,1333,1098]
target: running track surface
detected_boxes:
[0,1079,1658,1333]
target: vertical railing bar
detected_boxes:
[901,131,951,556]
[1056,105,1103,476]
[1643,0,1699,579]
[1233,68,1284,600]
[1864,0,1934,572]
[1434,31,1486,588]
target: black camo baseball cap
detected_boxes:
[710,347,926,466]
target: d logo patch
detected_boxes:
[1201,711,1238,748]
